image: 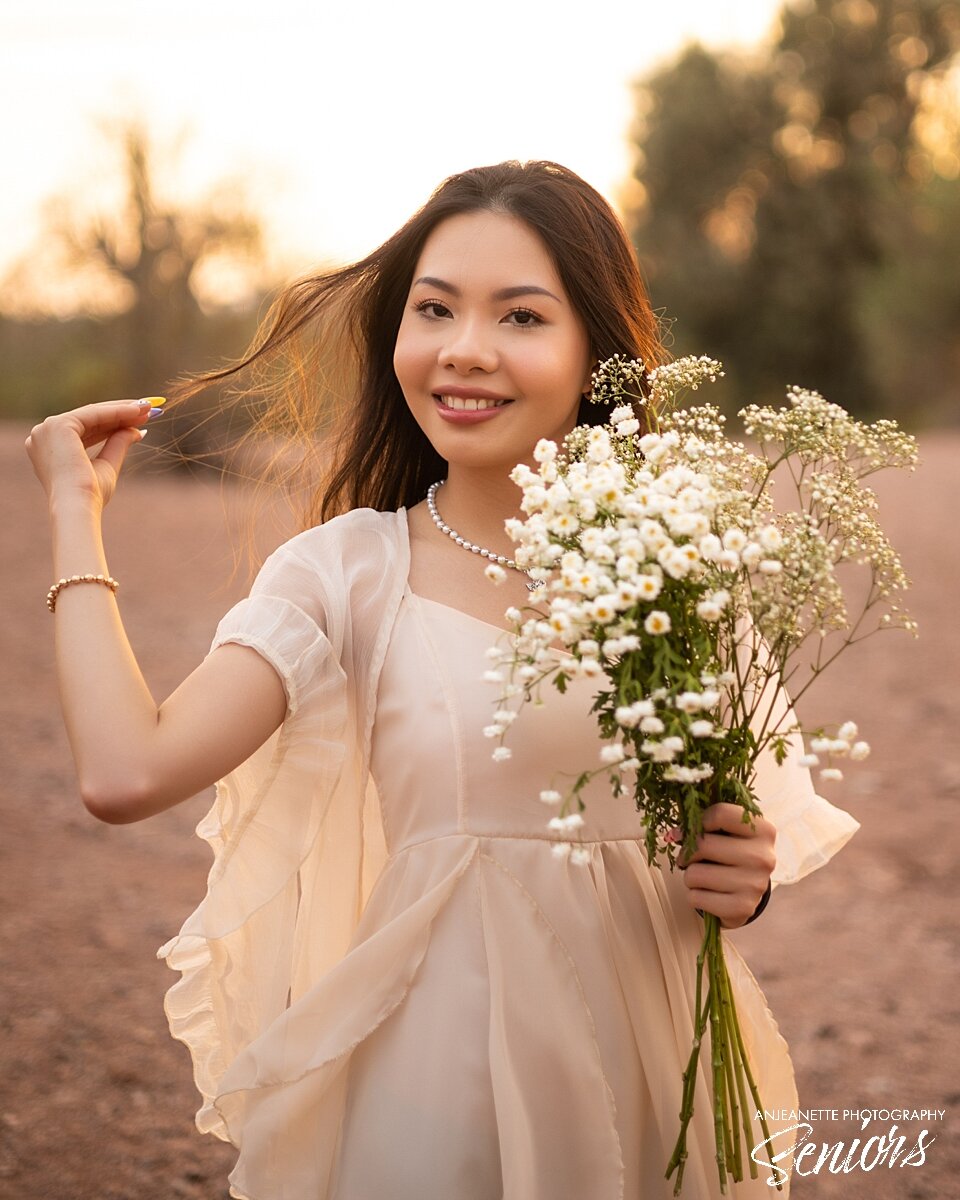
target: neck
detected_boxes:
[431,462,529,559]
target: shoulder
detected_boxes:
[275,508,408,566]
[249,507,410,621]
[253,508,408,581]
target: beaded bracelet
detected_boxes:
[47,573,119,613]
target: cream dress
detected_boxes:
[158,508,859,1200]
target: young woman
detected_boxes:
[26,161,858,1200]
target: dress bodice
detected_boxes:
[370,588,649,855]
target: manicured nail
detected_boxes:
[141,396,167,407]
[138,428,149,439]
[147,407,165,420]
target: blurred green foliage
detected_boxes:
[628,0,960,424]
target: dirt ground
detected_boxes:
[1,424,957,1200]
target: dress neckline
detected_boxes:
[399,504,518,638]
[407,589,512,638]
[399,505,574,659]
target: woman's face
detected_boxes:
[393,210,593,473]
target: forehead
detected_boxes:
[412,210,565,293]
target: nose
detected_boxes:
[437,316,498,375]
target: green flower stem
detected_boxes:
[666,913,784,1196]
[665,925,711,1192]
[710,974,729,1190]
[719,965,742,1182]
[724,956,784,1191]
[718,945,756,1182]
[707,923,730,1191]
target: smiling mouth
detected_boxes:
[434,394,514,412]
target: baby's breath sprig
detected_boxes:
[481,353,918,1197]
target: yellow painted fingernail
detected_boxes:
[140,396,167,407]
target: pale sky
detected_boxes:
[1,0,786,293]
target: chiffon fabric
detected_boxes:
[158,507,860,1200]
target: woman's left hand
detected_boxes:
[678,803,777,930]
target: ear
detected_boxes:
[580,357,596,401]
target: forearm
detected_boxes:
[29,401,289,824]
[49,494,160,812]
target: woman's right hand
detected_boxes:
[25,398,155,511]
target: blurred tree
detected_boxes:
[53,120,264,390]
[0,122,271,451]
[627,0,960,420]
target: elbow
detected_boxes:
[81,776,158,824]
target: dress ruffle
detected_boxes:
[157,592,350,1140]
[157,511,409,1158]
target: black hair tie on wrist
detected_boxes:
[742,879,772,926]
[689,826,773,927]
[693,881,772,926]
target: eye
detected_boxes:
[503,307,543,328]
[414,299,452,319]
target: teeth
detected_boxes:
[438,395,508,411]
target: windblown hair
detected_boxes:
[170,161,665,527]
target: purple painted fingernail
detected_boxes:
[147,407,165,420]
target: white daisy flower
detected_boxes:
[644,610,672,635]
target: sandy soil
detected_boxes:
[1,424,957,1199]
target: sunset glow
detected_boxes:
[1,0,786,309]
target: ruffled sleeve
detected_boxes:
[749,673,860,888]
[156,511,408,1146]
[754,737,860,888]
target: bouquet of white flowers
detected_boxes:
[483,355,917,1194]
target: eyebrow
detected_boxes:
[412,276,563,304]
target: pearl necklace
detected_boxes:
[426,480,545,592]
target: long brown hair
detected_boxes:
[171,161,665,526]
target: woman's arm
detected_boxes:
[28,399,288,825]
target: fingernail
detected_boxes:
[138,429,149,439]
[141,396,167,407]
[147,407,165,420]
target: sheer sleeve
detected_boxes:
[748,667,860,889]
[156,511,407,1146]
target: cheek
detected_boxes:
[392,318,427,391]
[392,336,412,391]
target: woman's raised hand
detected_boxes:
[25,398,157,510]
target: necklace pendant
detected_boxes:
[526,579,546,592]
